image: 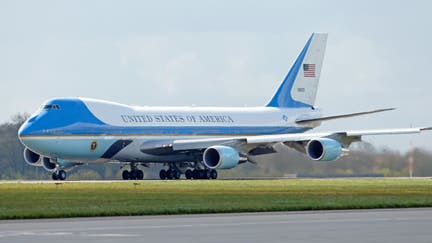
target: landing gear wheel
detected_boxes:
[205,170,211,179]
[166,170,174,180]
[210,170,218,179]
[192,170,199,179]
[173,170,181,180]
[122,170,130,180]
[185,169,193,179]
[159,169,167,180]
[52,172,59,180]
[130,170,137,180]
[58,170,67,181]
[136,170,144,180]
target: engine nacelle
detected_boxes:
[203,146,240,169]
[306,138,342,161]
[23,148,42,166]
[42,157,57,171]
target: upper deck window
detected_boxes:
[42,104,60,110]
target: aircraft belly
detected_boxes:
[111,139,196,162]
[20,137,116,161]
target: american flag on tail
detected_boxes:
[303,64,316,78]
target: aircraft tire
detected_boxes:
[137,170,144,180]
[210,170,218,179]
[205,170,211,179]
[192,170,208,179]
[159,169,167,180]
[58,170,67,181]
[130,170,137,180]
[173,170,181,179]
[192,170,198,179]
[122,170,130,180]
[185,169,193,179]
[52,172,59,180]
[166,170,174,180]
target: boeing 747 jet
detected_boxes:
[18,33,431,180]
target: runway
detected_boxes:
[1,208,431,243]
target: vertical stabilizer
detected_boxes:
[267,33,327,108]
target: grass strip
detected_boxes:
[0,178,431,219]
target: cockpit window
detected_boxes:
[42,104,60,110]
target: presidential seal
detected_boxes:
[90,141,98,152]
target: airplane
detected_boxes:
[17,33,431,181]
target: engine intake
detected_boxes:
[203,146,240,169]
[306,138,342,161]
[42,157,57,171]
[23,148,42,166]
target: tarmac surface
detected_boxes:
[0,208,431,243]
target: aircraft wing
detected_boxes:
[295,108,395,125]
[245,127,432,144]
[171,127,432,153]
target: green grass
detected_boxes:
[0,178,432,219]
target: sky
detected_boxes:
[1,0,431,151]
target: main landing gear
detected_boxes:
[52,169,67,181]
[122,163,144,180]
[159,168,217,180]
[120,162,218,180]
[159,169,181,180]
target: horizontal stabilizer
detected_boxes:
[295,108,395,124]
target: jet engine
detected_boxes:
[306,138,342,161]
[203,146,240,169]
[42,157,57,171]
[23,148,42,166]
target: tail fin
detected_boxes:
[267,33,328,108]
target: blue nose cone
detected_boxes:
[18,115,39,138]
[18,120,31,138]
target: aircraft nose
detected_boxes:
[18,115,38,138]
[18,121,31,138]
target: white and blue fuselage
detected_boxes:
[18,33,330,180]
[18,97,318,163]
[22,33,424,181]
[18,33,430,181]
